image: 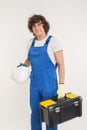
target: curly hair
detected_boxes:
[28,14,50,34]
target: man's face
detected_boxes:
[32,21,46,37]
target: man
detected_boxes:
[24,14,65,130]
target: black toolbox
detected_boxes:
[40,92,82,127]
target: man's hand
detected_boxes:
[57,83,65,99]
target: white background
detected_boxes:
[0,0,87,130]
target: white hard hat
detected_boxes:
[13,65,30,84]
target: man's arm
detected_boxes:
[54,50,65,98]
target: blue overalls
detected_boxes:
[28,36,58,130]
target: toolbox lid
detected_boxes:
[40,99,57,108]
[66,93,78,99]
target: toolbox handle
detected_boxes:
[53,92,79,101]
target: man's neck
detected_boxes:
[36,34,47,41]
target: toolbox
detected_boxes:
[40,92,82,127]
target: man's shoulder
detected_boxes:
[27,38,34,50]
[48,35,59,44]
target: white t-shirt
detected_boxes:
[27,35,63,65]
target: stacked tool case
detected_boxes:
[40,93,82,127]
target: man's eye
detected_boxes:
[38,23,42,26]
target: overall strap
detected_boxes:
[45,35,52,44]
[31,37,36,46]
[46,35,58,67]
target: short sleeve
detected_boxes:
[26,38,33,51]
[25,38,33,59]
[50,36,63,53]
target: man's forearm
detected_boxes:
[58,64,65,84]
